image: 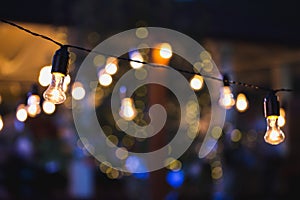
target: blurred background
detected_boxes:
[0,0,300,199]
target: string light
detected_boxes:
[236,93,249,112]
[42,100,56,114]
[105,57,118,75]
[38,65,52,87]
[16,104,28,122]
[190,75,204,91]
[152,43,172,66]
[263,92,285,145]
[278,107,286,127]
[119,98,137,121]
[71,82,86,100]
[129,50,144,69]
[0,19,293,146]
[43,46,69,104]
[98,69,113,86]
[27,84,41,117]
[218,74,235,109]
[0,115,3,131]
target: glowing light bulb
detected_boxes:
[38,65,52,87]
[130,51,144,69]
[43,73,66,104]
[42,101,56,115]
[278,108,286,127]
[27,105,40,117]
[119,98,137,121]
[43,46,69,104]
[27,85,41,118]
[264,92,285,145]
[16,104,28,122]
[152,43,172,66]
[0,115,3,131]
[190,75,203,90]
[219,86,235,109]
[27,104,41,117]
[72,82,86,100]
[264,116,285,145]
[27,94,41,117]
[236,93,248,112]
[98,69,113,86]
[159,43,172,59]
[105,57,118,74]
[63,75,71,92]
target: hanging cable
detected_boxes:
[0,18,293,93]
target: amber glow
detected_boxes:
[190,75,204,90]
[152,43,172,66]
[43,73,67,104]
[264,116,285,145]
[236,93,249,112]
[119,98,137,121]
[219,86,235,109]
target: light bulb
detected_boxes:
[278,108,286,127]
[0,115,3,131]
[129,51,144,69]
[219,86,235,109]
[264,92,285,145]
[159,43,172,59]
[236,93,248,112]
[119,98,137,121]
[27,85,41,118]
[16,104,28,122]
[98,69,113,86]
[42,46,69,104]
[42,101,56,114]
[105,57,118,74]
[264,116,285,145]
[38,65,52,87]
[63,75,71,92]
[190,75,204,90]
[27,104,41,117]
[72,82,86,100]
[152,43,172,66]
[43,73,66,104]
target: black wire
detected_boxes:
[0,19,293,93]
[0,19,63,47]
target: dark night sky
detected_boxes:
[2,0,300,46]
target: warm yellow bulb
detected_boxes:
[63,75,71,92]
[72,82,86,100]
[16,104,28,122]
[38,65,52,87]
[236,93,248,112]
[278,108,286,127]
[98,70,113,86]
[119,98,137,121]
[42,101,56,115]
[27,94,41,117]
[105,57,118,74]
[219,86,235,109]
[27,104,41,117]
[105,63,118,75]
[190,75,204,90]
[130,51,144,69]
[159,43,172,59]
[0,115,3,131]
[264,116,285,145]
[43,73,66,104]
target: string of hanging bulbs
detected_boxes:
[0,19,293,146]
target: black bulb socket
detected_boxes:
[264,92,280,118]
[223,74,230,86]
[51,46,69,76]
